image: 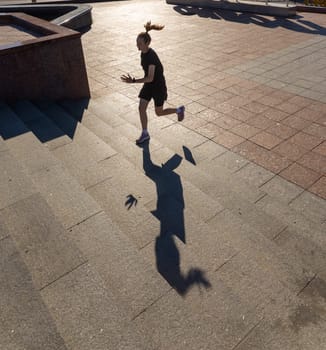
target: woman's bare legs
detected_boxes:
[155,105,185,121]
[155,105,177,116]
[139,98,150,130]
[136,98,151,144]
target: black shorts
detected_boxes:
[139,84,167,107]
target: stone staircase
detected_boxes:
[1,96,325,350]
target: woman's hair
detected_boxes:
[138,21,164,45]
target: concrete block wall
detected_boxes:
[0,13,90,101]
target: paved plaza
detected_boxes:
[84,0,326,198]
[0,1,325,349]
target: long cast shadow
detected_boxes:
[141,142,211,296]
[174,5,326,35]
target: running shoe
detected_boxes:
[177,105,185,121]
[136,131,150,145]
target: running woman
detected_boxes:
[121,21,185,145]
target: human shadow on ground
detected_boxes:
[173,5,326,35]
[140,142,211,296]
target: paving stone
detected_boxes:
[142,197,236,276]
[196,155,264,203]
[233,162,275,187]
[297,151,326,174]
[156,123,205,151]
[282,114,312,131]
[208,149,249,172]
[0,237,67,350]
[289,191,326,225]
[134,272,263,350]
[91,152,156,203]
[309,176,326,200]
[69,211,170,318]
[180,180,224,222]
[82,111,163,157]
[274,227,326,278]
[51,135,117,185]
[133,289,206,350]
[236,291,326,350]
[214,251,287,311]
[207,210,312,292]
[87,176,160,248]
[212,128,246,149]
[304,123,326,140]
[230,122,261,138]
[313,141,326,157]
[0,151,37,210]
[37,104,118,162]
[280,162,322,189]
[35,100,87,139]
[87,97,131,128]
[30,164,102,229]
[250,130,283,150]
[273,139,309,161]
[256,195,326,242]
[5,132,61,175]
[0,193,86,289]
[11,101,71,150]
[0,136,6,153]
[289,131,323,150]
[260,175,304,203]
[189,139,227,164]
[266,122,298,140]
[234,140,292,173]
[41,262,144,350]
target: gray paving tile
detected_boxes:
[141,203,237,276]
[87,176,160,248]
[30,164,102,229]
[134,272,262,350]
[214,250,287,309]
[0,136,6,153]
[233,162,275,187]
[236,291,326,350]
[289,191,326,225]
[256,195,326,242]
[190,140,227,163]
[260,175,305,204]
[209,150,250,172]
[196,156,265,204]
[207,209,311,292]
[41,262,143,350]
[274,227,326,278]
[0,237,67,350]
[69,211,170,318]
[0,151,37,210]
[0,193,86,289]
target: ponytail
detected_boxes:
[144,21,164,32]
[138,21,164,45]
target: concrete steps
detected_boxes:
[1,97,325,350]
[0,103,167,348]
[83,96,325,237]
[54,99,320,290]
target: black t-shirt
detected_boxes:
[141,48,166,87]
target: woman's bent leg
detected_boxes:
[155,105,177,116]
